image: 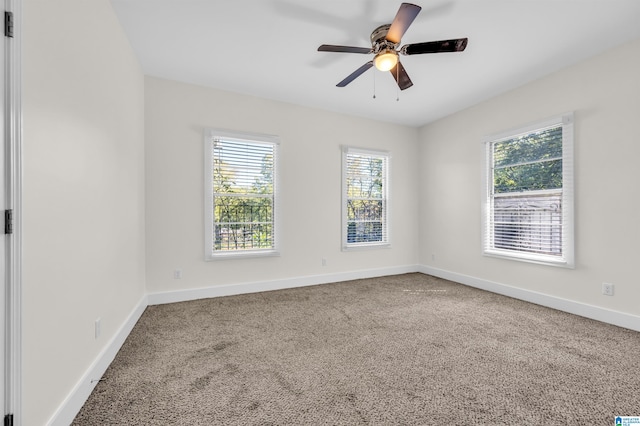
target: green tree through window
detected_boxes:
[205,130,279,259]
[484,114,574,267]
[343,148,389,248]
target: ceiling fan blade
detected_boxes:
[386,3,422,44]
[390,61,413,91]
[402,38,468,55]
[318,44,372,54]
[337,61,374,87]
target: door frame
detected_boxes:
[4,0,22,423]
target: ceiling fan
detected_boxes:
[317,2,468,90]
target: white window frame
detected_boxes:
[342,146,391,251]
[482,113,574,268]
[204,128,280,260]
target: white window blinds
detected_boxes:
[483,114,574,267]
[342,147,390,249]
[204,129,279,259]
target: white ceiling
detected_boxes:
[109,0,640,127]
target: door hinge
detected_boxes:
[5,209,13,234]
[4,414,13,426]
[5,11,13,38]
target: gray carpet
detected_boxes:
[73,273,640,425]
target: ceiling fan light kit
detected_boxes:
[374,49,398,72]
[317,2,468,91]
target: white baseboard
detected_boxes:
[419,265,640,333]
[46,265,417,425]
[47,295,149,426]
[147,265,420,305]
[49,264,640,425]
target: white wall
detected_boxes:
[23,0,145,424]
[419,38,640,317]
[20,0,639,421]
[145,76,419,294]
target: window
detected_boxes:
[342,147,390,250]
[483,113,574,267]
[204,129,279,259]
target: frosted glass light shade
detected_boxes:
[374,50,398,72]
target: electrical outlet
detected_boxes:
[602,282,614,296]
[95,318,101,339]
[174,269,183,279]
[322,258,327,267]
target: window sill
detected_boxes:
[342,243,391,252]
[206,250,280,261]
[483,249,574,269]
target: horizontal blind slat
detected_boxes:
[344,149,388,245]
[486,120,569,261]
[212,136,276,253]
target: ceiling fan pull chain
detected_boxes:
[373,70,377,99]
[396,66,400,101]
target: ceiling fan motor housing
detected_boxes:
[370,24,398,54]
